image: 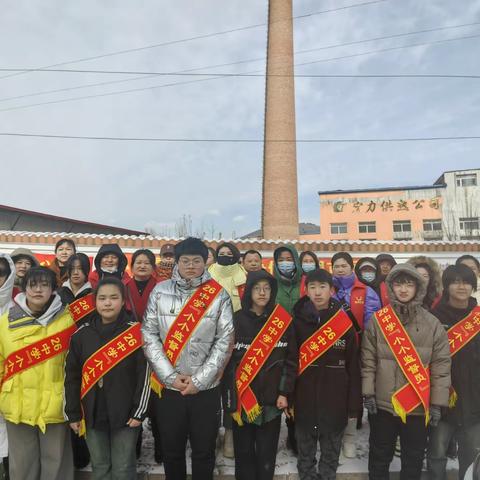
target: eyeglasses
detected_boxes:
[178,258,204,267]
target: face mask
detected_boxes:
[361,272,376,283]
[217,255,236,266]
[302,263,316,273]
[278,261,296,276]
[101,266,118,274]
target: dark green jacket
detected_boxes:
[273,245,302,315]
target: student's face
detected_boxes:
[379,261,393,276]
[332,259,352,277]
[96,284,124,322]
[177,255,205,280]
[278,251,294,262]
[448,279,473,303]
[415,267,430,284]
[302,254,316,265]
[55,242,75,265]
[460,259,480,277]
[251,280,271,309]
[206,250,215,267]
[307,281,333,310]
[25,279,53,312]
[243,253,262,273]
[132,254,154,279]
[69,260,87,287]
[392,280,417,304]
[15,258,32,278]
[100,254,119,269]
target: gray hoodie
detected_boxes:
[361,263,451,415]
[0,253,15,316]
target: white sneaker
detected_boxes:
[342,417,357,458]
[343,440,357,458]
[223,428,234,459]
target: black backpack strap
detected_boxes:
[338,297,362,334]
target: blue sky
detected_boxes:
[0,0,479,237]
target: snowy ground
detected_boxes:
[79,412,459,477]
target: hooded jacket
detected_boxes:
[333,273,381,330]
[431,296,480,427]
[361,264,451,416]
[222,270,297,424]
[273,245,302,315]
[64,310,151,429]
[88,244,130,289]
[141,266,234,391]
[407,255,443,310]
[292,296,360,432]
[0,292,74,431]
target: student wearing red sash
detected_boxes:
[222,270,296,480]
[332,252,381,458]
[142,237,234,480]
[57,253,93,470]
[48,238,76,287]
[428,264,480,480]
[65,277,151,480]
[293,269,360,480]
[242,250,263,274]
[362,264,451,480]
[0,267,75,480]
[376,254,397,307]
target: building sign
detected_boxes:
[333,197,441,214]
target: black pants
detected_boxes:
[428,419,480,480]
[296,424,344,480]
[154,387,221,480]
[232,415,281,480]
[368,409,427,480]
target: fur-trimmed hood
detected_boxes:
[407,255,443,301]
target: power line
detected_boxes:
[1,32,478,113]
[1,132,479,143]
[0,0,388,82]
[1,21,477,105]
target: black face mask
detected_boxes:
[217,255,236,266]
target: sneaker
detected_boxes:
[343,440,357,458]
[223,428,234,459]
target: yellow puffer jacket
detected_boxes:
[0,295,74,432]
[208,263,247,312]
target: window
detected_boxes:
[460,217,480,231]
[456,173,477,187]
[393,220,411,233]
[331,223,347,234]
[359,221,376,234]
[423,219,442,231]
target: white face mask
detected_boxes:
[278,261,296,275]
[101,266,118,274]
[361,271,376,283]
[302,263,316,273]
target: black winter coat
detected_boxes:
[64,310,151,430]
[293,296,361,432]
[432,297,480,427]
[222,270,297,413]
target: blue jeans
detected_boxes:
[85,426,140,480]
[428,420,480,480]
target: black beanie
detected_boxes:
[66,253,91,278]
[331,252,354,269]
[174,237,209,262]
[305,268,333,287]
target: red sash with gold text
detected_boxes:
[375,305,430,423]
[150,279,222,396]
[233,304,292,425]
[1,294,95,385]
[298,308,352,375]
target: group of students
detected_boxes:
[0,238,478,480]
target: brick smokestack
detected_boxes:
[261,0,299,240]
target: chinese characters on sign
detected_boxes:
[333,197,441,214]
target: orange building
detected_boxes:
[303,169,480,242]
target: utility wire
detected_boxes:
[0,0,388,82]
[1,132,479,143]
[1,32,478,113]
[0,21,477,104]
